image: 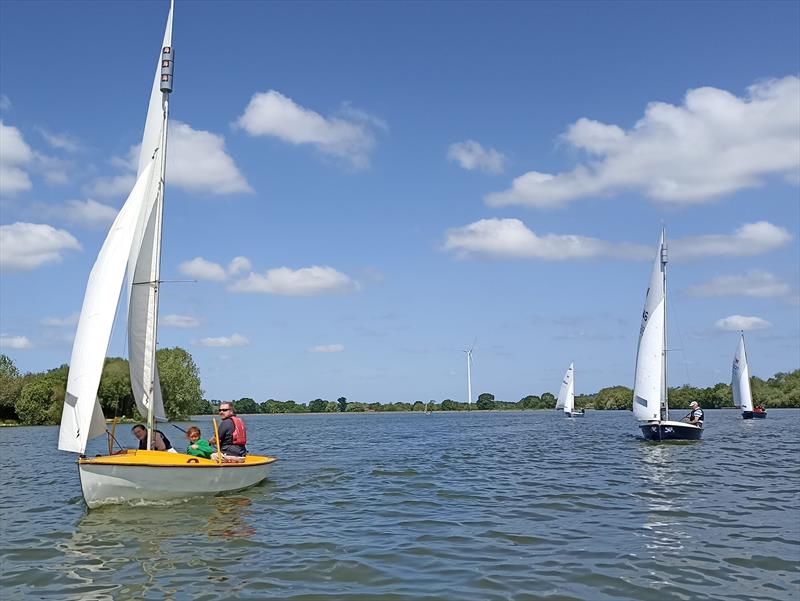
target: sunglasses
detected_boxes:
[218,408,231,413]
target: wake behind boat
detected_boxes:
[58,0,276,509]
[632,229,702,442]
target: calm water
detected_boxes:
[1,410,798,601]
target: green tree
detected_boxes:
[517,395,541,409]
[156,347,203,419]
[98,357,134,417]
[308,398,327,413]
[476,393,495,410]
[337,396,348,412]
[234,397,259,414]
[16,377,57,425]
[0,354,23,420]
[540,392,556,409]
[595,385,633,410]
[441,398,457,411]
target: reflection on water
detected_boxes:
[1,411,798,601]
[54,496,257,599]
[636,443,691,556]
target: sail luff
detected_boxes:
[732,334,754,411]
[633,231,666,422]
[59,161,156,454]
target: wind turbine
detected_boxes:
[463,340,476,409]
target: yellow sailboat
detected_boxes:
[58,0,276,509]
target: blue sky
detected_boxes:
[1,1,798,404]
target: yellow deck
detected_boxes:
[79,449,278,468]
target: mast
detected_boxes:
[146,36,174,449]
[660,227,669,422]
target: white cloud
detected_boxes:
[309,344,345,353]
[486,76,800,208]
[448,140,507,174]
[714,315,772,331]
[443,218,649,260]
[42,314,79,327]
[87,173,136,198]
[87,120,250,197]
[0,95,11,111]
[178,257,227,282]
[35,199,118,229]
[36,127,81,153]
[229,265,358,295]
[670,222,791,260]
[686,270,791,298]
[235,90,382,169]
[169,121,252,194]
[0,222,81,271]
[0,334,32,349]
[198,333,249,347]
[161,314,200,328]
[0,121,33,196]
[227,256,251,276]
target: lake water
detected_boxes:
[1,410,798,600]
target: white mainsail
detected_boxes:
[632,230,666,422]
[556,362,574,412]
[127,1,173,421]
[732,334,754,412]
[59,161,156,454]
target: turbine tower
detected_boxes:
[463,340,475,409]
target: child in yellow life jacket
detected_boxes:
[186,426,213,459]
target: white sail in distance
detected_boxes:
[556,363,574,412]
[59,161,157,454]
[732,334,754,412]
[632,230,666,422]
[127,1,173,421]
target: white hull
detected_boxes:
[78,455,274,509]
[566,411,585,418]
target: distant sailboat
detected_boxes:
[555,362,584,417]
[632,229,702,441]
[732,333,766,419]
[58,0,276,508]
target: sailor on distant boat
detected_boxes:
[684,401,704,426]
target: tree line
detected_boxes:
[1,351,797,425]
[0,349,205,425]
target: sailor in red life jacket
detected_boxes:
[210,403,248,461]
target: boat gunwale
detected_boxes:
[78,452,278,468]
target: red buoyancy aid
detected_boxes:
[230,415,247,446]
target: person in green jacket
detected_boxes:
[185,426,213,459]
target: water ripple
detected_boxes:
[1,410,798,600]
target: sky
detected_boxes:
[0,1,798,405]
